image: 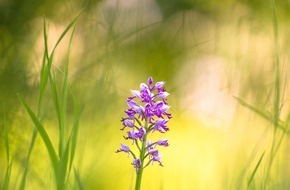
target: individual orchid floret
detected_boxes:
[121,118,134,130]
[148,77,153,86]
[157,91,169,99]
[148,149,163,166]
[116,143,131,157]
[153,101,170,118]
[137,127,146,140]
[153,119,169,133]
[132,158,142,171]
[157,139,169,147]
[154,81,165,90]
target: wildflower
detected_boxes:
[116,77,172,189]
[157,139,169,147]
[153,119,169,133]
[116,144,130,157]
[121,118,134,130]
[148,149,163,166]
[132,158,142,170]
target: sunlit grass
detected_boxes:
[16,14,82,190]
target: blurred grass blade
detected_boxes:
[39,19,51,108]
[74,168,85,190]
[4,112,9,163]
[234,96,286,132]
[68,89,83,175]
[58,140,70,190]
[247,151,265,189]
[51,13,81,55]
[2,161,12,190]
[18,95,59,177]
[19,130,37,190]
[234,96,273,122]
[49,72,64,156]
[3,113,12,190]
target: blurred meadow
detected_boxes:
[1,0,290,189]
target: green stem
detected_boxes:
[135,120,148,190]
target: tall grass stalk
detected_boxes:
[18,14,82,190]
[2,111,13,190]
[262,0,281,189]
[235,0,290,189]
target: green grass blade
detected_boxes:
[18,95,59,177]
[43,18,50,61]
[39,19,51,110]
[49,71,64,156]
[69,98,83,175]
[247,151,265,189]
[60,16,78,150]
[51,13,81,55]
[234,96,273,122]
[74,168,85,190]
[19,130,38,190]
[57,140,70,190]
[3,112,12,190]
[2,161,12,190]
[234,96,286,132]
[4,113,9,163]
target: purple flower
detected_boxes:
[125,108,135,118]
[121,118,134,130]
[144,103,154,120]
[127,99,144,114]
[153,101,170,118]
[149,149,163,166]
[117,77,171,171]
[154,81,165,90]
[157,139,169,147]
[125,127,146,142]
[132,158,141,170]
[146,140,154,151]
[157,91,169,99]
[130,89,141,97]
[116,143,130,157]
[125,131,139,143]
[137,127,146,140]
[153,119,169,133]
[148,77,153,86]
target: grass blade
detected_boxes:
[57,140,70,190]
[51,13,81,55]
[74,168,85,190]
[49,71,64,156]
[234,96,287,133]
[19,130,37,190]
[2,161,12,190]
[18,95,59,177]
[247,151,266,189]
[68,88,83,175]
[4,112,9,163]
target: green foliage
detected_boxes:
[235,1,290,189]
[2,114,12,190]
[18,14,82,190]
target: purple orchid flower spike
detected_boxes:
[116,77,172,190]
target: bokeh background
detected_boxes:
[1,0,290,189]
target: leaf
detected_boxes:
[2,161,12,190]
[234,96,286,132]
[18,95,59,177]
[247,151,265,189]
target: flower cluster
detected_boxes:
[116,77,172,171]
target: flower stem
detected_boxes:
[135,122,148,190]
[135,135,147,190]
